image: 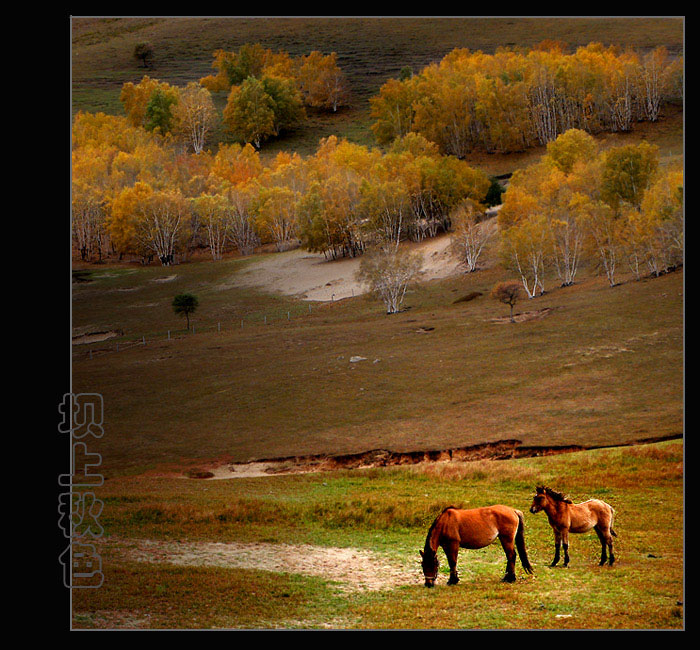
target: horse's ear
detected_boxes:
[535,486,544,493]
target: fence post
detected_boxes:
[168,330,170,340]
[142,335,146,345]
[218,322,221,332]
[264,315,267,325]
[287,311,290,321]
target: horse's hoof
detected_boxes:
[502,574,516,583]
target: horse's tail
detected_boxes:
[514,509,534,574]
[609,504,618,537]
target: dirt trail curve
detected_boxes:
[102,537,419,593]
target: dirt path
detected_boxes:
[103,537,419,593]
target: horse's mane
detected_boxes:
[425,506,460,549]
[538,486,573,504]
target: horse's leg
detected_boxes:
[562,530,570,567]
[550,530,561,567]
[499,536,517,583]
[603,525,615,566]
[443,541,460,585]
[594,526,608,566]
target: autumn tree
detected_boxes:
[450,199,493,272]
[298,51,349,112]
[222,184,260,256]
[223,74,306,149]
[107,182,154,262]
[601,141,659,211]
[626,167,684,277]
[253,184,299,251]
[191,193,228,260]
[72,181,107,262]
[370,78,418,144]
[356,247,423,314]
[544,128,599,174]
[133,188,191,265]
[491,281,523,323]
[120,76,178,129]
[174,82,217,154]
[260,75,305,135]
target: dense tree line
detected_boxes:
[71,113,490,266]
[370,42,683,156]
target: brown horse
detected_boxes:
[529,486,617,567]
[419,505,533,586]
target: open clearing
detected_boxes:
[228,232,466,301]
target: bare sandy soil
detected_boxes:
[102,537,418,593]
[230,232,467,302]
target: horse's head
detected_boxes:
[419,549,439,587]
[530,486,547,513]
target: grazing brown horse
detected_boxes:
[420,505,533,586]
[529,486,617,567]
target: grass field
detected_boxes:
[70,439,684,629]
[71,250,683,476]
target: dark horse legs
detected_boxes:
[595,526,615,566]
[551,531,561,566]
[499,536,517,582]
[442,541,460,585]
[550,530,570,566]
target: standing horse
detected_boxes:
[529,486,617,567]
[419,505,533,586]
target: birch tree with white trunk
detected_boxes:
[450,199,494,272]
[134,189,189,265]
[174,82,217,154]
[357,248,423,314]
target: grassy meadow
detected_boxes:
[71,440,684,629]
[71,253,683,475]
[69,17,684,630]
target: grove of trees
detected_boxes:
[71,111,491,267]
[370,42,683,156]
[73,40,683,302]
[498,129,683,295]
[201,44,350,147]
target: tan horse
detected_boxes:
[529,486,617,567]
[420,505,533,586]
